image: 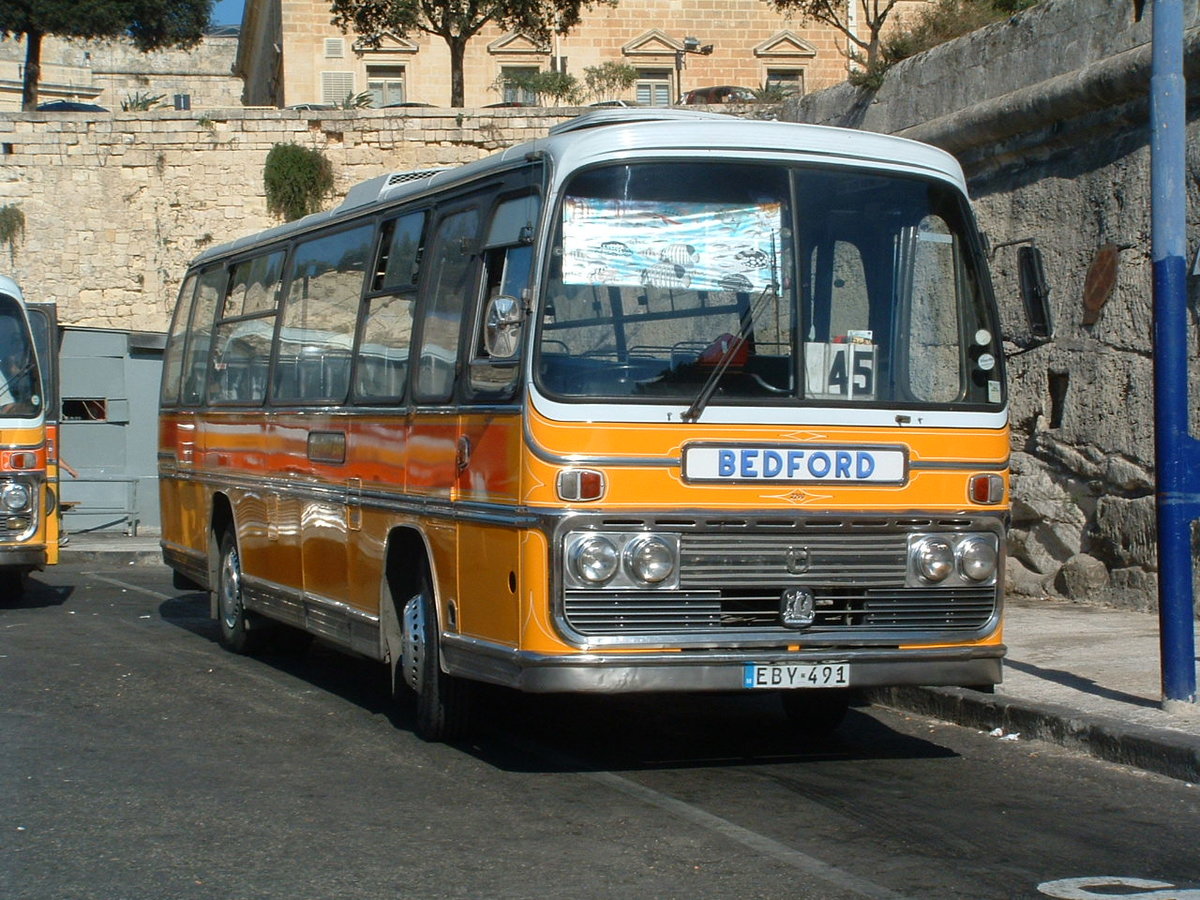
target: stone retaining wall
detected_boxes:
[0,106,570,331]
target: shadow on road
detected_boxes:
[156,590,959,773]
[0,572,73,610]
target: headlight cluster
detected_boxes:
[0,480,32,514]
[907,533,998,586]
[564,532,680,589]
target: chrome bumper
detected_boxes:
[443,633,1004,693]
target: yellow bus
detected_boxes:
[0,275,59,595]
[160,109,1031,740]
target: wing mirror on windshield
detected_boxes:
[990,237,1054,348]
[1017,244,1054,341]
[483,294,524,360]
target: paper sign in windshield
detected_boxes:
[684,444,907,484]
[561,198,781,292]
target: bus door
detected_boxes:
[26,302,59,565]
[453,193,540,645]
[409,202,484,618]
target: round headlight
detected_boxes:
[914,537,954,583]
[570,536,619,585]
[958,536,997,582]
[625,536,674,585]
[1,482,31,513]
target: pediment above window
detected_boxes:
[353,34,420,55]
[622,29,683,57]
[753,31,818,58]
[487,32,549,55]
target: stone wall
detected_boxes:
[786,0,1200,614]
[0,106,569,331]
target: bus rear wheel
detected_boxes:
[403,569,474,742]
[780,689,850,738]
[215,530,264,655]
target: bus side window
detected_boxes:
[354,211,426,404]
[161,272,198,406]
[273,224,374,405]
[413,207,480,403]
[180,268,227,407]
[209,250,285,405]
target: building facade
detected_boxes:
[237,0,929,109]
[0,33,242,112]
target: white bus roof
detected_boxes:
[0,275,25,301]
[193,110,967,266]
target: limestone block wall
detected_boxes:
[787,0,1200,614]
[0,106,569,332]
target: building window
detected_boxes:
[324,38,345,58]
[321,71,355,105]
[766,69,804,97]
[635,70,671,107]
[500,66,539,105]
[367,66,406,107]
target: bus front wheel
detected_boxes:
[403,569,474,742]
[215,530,263,655]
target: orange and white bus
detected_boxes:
[0,275,58,595]
[160,109,1026,740]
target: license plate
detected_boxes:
[743,663,850,689]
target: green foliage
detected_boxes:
[750,81,796,103]
[329,0,612,107]
[0,205,25,262]
[581,62,637,101]
[884,0,1040,66]
[263,143,334,222]
[340,90,375,109]
[121,91,165,111]
[0,0,211,109]
[493,69,581,105]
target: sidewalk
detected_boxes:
[59,532,1200,782]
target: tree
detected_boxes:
[330,0,610,108]
[766,0,900,72]
[0,0,212,111]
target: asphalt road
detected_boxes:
[3,562,1199,900]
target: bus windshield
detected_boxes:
[537,161,1001,411]
[0,293,42,417]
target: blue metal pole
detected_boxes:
[1151,0,1198,706]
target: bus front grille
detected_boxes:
[563,586,996,635]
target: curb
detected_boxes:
[869,685,1200,784]
[58,547,166,568]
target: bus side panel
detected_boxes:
[454,411,523,645]
[158,412,209,578]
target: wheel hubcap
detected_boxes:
[219,547,242,631]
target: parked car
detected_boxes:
[589,99,640,108]
[383,102,437,108]
[284,103,335,111]
[679,85,756,105]
[36,100,108,112]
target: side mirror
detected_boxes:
[1017,245,1054,341]
[482,294,524,360]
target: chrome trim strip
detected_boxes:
[523,413,679,467]
[442,631,1004,693]
[910,458,1010,471]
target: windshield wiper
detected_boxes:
[681,281,778,423]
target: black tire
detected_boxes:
[780,689,850,738]
[214,530,265,654]
[407,568,474,742]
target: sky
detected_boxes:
[211,0,245,27]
